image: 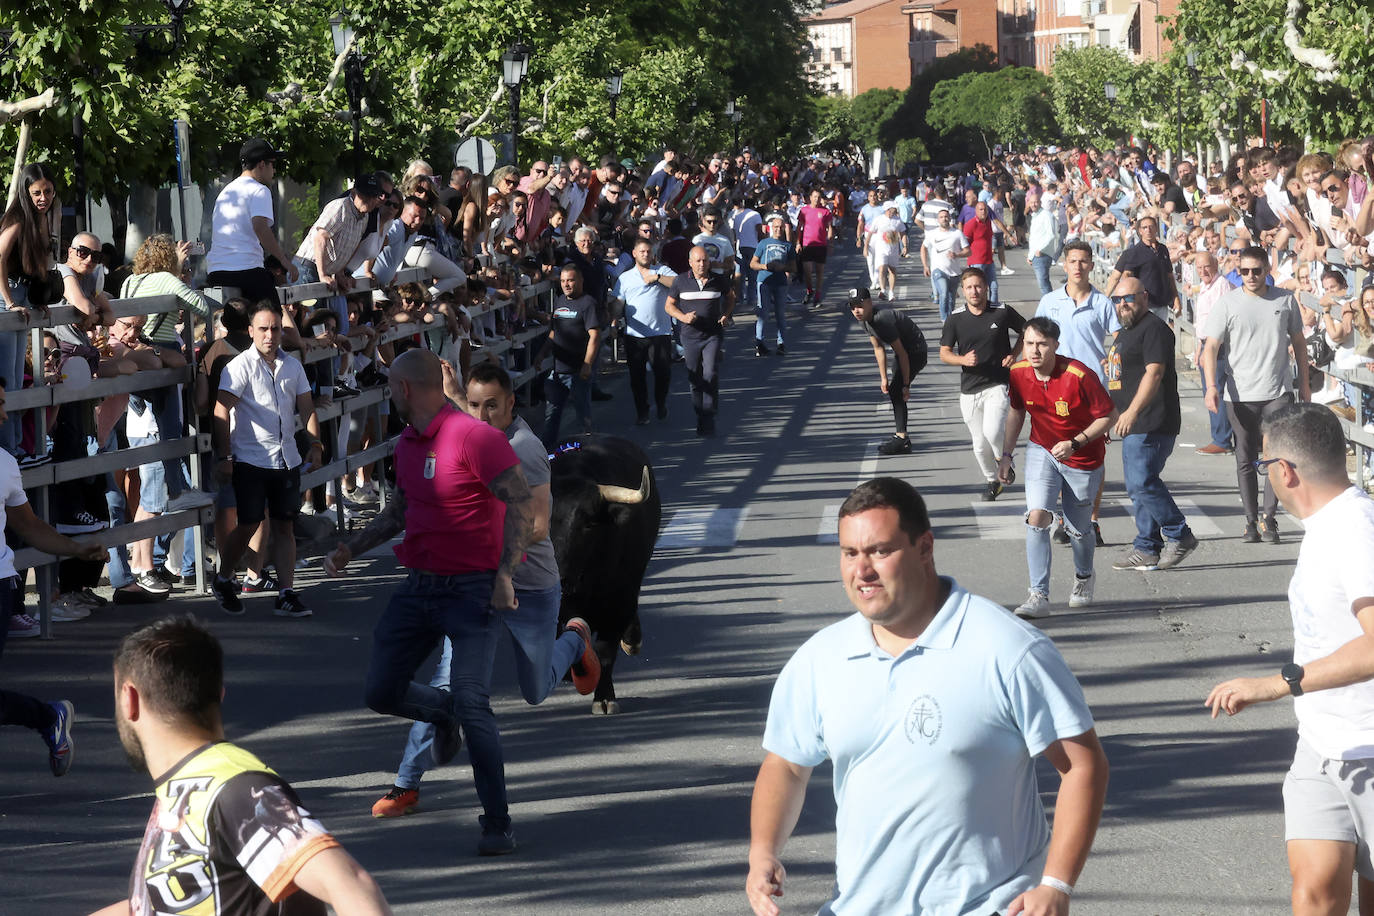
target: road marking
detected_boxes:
[1113,497,1224,537]
[857,442,879,486]
[659,507,750,548]
[817,504,840,544]
[968,498,1228,540]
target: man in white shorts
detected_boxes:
[1208,402,1374,916]
[865,203,907,301]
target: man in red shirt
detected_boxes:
[324,348,535,856]
[962,200,1005,304]
[998,317,1118,620]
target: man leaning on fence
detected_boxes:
[206,137,299,303]
[212,301,323,620]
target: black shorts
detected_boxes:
[206,268,281,306]
[232,462,301,525]
[798,244,828,264]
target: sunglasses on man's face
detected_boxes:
[1238,267,1266,276]
[1322,184,1344,195]
[1110,294,1137,305]
[71,245,97,260]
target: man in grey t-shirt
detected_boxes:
[368,361,601,820]
[1201,245,1310,543]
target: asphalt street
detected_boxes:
[0,237,1318,914]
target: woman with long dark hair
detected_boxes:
[0,163,59,459]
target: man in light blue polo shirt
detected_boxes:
[611,238,677,425]
[1036,240,1120,544]
[746,477,1108,916]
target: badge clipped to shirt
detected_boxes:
[1055,399,1070,417]
[424,451,437,480]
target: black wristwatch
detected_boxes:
[1281,663,1305,697]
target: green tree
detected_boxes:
[1048,46,1139,147]
[926,67,1057,158]
[848,88,902,153]
[1168,0,1374,146]
[878,45,999,161]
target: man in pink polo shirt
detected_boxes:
[325,348,534,856]
[517,159,555,243]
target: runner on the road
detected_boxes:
[796,188,834,309]
[747,476,1107,916]
[849,288,928,456]
[1000,317,1118,619]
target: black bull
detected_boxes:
[548,435,661,714]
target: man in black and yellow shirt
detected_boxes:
[90,616,391,916]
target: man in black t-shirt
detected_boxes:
[1105,277,1197,572]
[541,265,603,448]
[666,246,734,437]
[1106,215,1180,320]
[849,287,927,455]
[98,616,391,916]
[939,267,1025,499]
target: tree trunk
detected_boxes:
[126,183,159,262]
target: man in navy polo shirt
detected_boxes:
[747,477,1107,916]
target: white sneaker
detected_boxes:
[166,489,215,511]
[1069,572,1095,608]
[1000,267,1015,276]
[50,595,92,621]
[1014,591,1051,619]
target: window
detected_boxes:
[1097,28,1110,45]
[832,46,844,62]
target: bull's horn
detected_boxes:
[597,466,651,504]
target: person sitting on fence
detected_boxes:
[119,234,215,518]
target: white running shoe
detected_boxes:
[1014,591,1051,619]
[1068,572,1096,608]
[50,595,92,621]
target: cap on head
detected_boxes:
[767,213,785,224]
[240,137,282,167]
[353,172,385,198]
[847,287,872,308]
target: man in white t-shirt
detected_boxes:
[920,208,970,320]
[206,138,299,303]
[866,203,907,301]
[0,383,106,777]
[1208,403,1374,916]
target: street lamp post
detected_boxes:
[1185,50,1233,161]
[501,42,531,169]
[1103,82,1119,148]
[606,70,623,121]
[330,11,365,181]
[725,99,743,151]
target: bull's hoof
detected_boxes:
[619,638,641,656]
[590,699,621,715]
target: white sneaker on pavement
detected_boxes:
[50,595,92,621]
[1014,591,1051,619]
[1068,572,1096,608]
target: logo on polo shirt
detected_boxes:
[904,695,942,745]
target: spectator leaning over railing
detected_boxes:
[292,172,388,327]
[120,233,216,514]
[205,137,299,302]
[0,163,59,466]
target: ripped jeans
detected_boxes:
[1023,443,1102,598]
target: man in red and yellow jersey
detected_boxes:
[90,616,391,916]
[998,317,1118,621]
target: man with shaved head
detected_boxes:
[325,348,536,856]
[666,244,735,436]
[1105,278,1196,572]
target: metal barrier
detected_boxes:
[11,261,570,638]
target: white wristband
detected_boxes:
[1040,875,1074,896]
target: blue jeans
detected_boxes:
[1199,354,1234,448]
[755,283,787,345]
[969,263,998,303]
[394,584,581,791]
[542,371,591,449]
[1031,254,1054,296]
[737,249,757,310]
[0,279,30,454]
[933,271,956,321]
[1121,433,1190,554]
[364,570,509,827]
[1023,444,1102,597]
[148,387,186,500]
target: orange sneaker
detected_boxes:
[371,786,419,818]
[564,617,601,696]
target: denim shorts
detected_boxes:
[130,435,167,514]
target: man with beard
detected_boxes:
[93,615,391,915]
[1104,278,1198,572]
[322,349,534,856]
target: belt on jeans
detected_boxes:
[406,569,493,585]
